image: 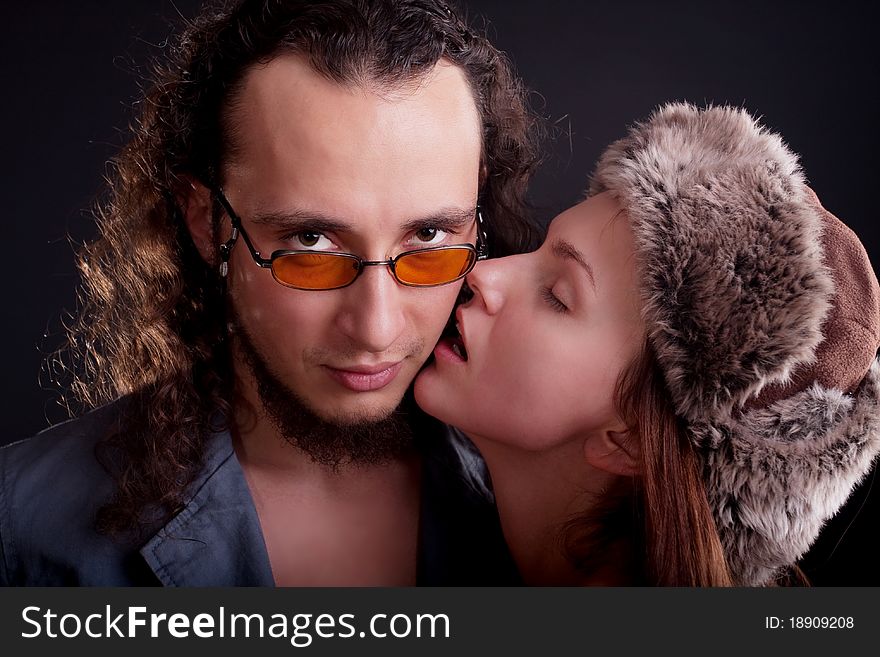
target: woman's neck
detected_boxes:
[471,433,635,586]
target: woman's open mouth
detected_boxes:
[436,314,469,363]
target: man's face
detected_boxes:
[222,54,482,425]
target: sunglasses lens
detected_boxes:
[271,253,360,290]
[396,248,476,286]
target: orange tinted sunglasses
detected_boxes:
[212,188,488,290]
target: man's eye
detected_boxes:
[298,231,321,247]
[283,231,334,250]
[411,227,450,246]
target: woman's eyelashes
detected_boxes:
[541,286,569,313]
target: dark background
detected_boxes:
[3,0,878,584]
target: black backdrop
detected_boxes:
[3,0,878,584]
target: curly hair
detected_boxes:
[49,0,544,536]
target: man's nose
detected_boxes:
[335,265,407,353]
[465,256,518,315]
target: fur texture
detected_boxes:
[590,103,880,584]
[591,103,833,420]
[695,358,880,585]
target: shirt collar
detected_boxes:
[139,427,274,586]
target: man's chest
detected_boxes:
[245,468,421,586]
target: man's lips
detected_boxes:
[323,361,405,392]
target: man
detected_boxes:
[0,0,540,585]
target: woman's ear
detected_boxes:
[583,427,641,477]
[178,176,216,264]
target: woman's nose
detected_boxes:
[465,255,520,315]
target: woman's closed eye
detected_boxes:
[541,286,569,313]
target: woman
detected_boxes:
[415,103,880,586]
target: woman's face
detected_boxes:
[415,192,645,450]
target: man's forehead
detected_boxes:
[220,51,482,235]
[223,56,481,181]
[227,52,479,136]
[253,54,466,96]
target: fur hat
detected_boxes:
[589,102,880,585]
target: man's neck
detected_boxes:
[230,369,422,586]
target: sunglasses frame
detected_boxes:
[212,187,488,290]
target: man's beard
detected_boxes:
[234,321,416,469]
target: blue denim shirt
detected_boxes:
[0,401,518,586]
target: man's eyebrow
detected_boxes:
[250,209,351,234]
[249,206,477,233]
[551,238,597,290]
[399,207,477,232]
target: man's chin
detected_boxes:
[235,324,417,466]
[309,394,406,427]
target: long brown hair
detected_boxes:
[48,0,544,537]
[618,341,733,585]
[565,341,733,586]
